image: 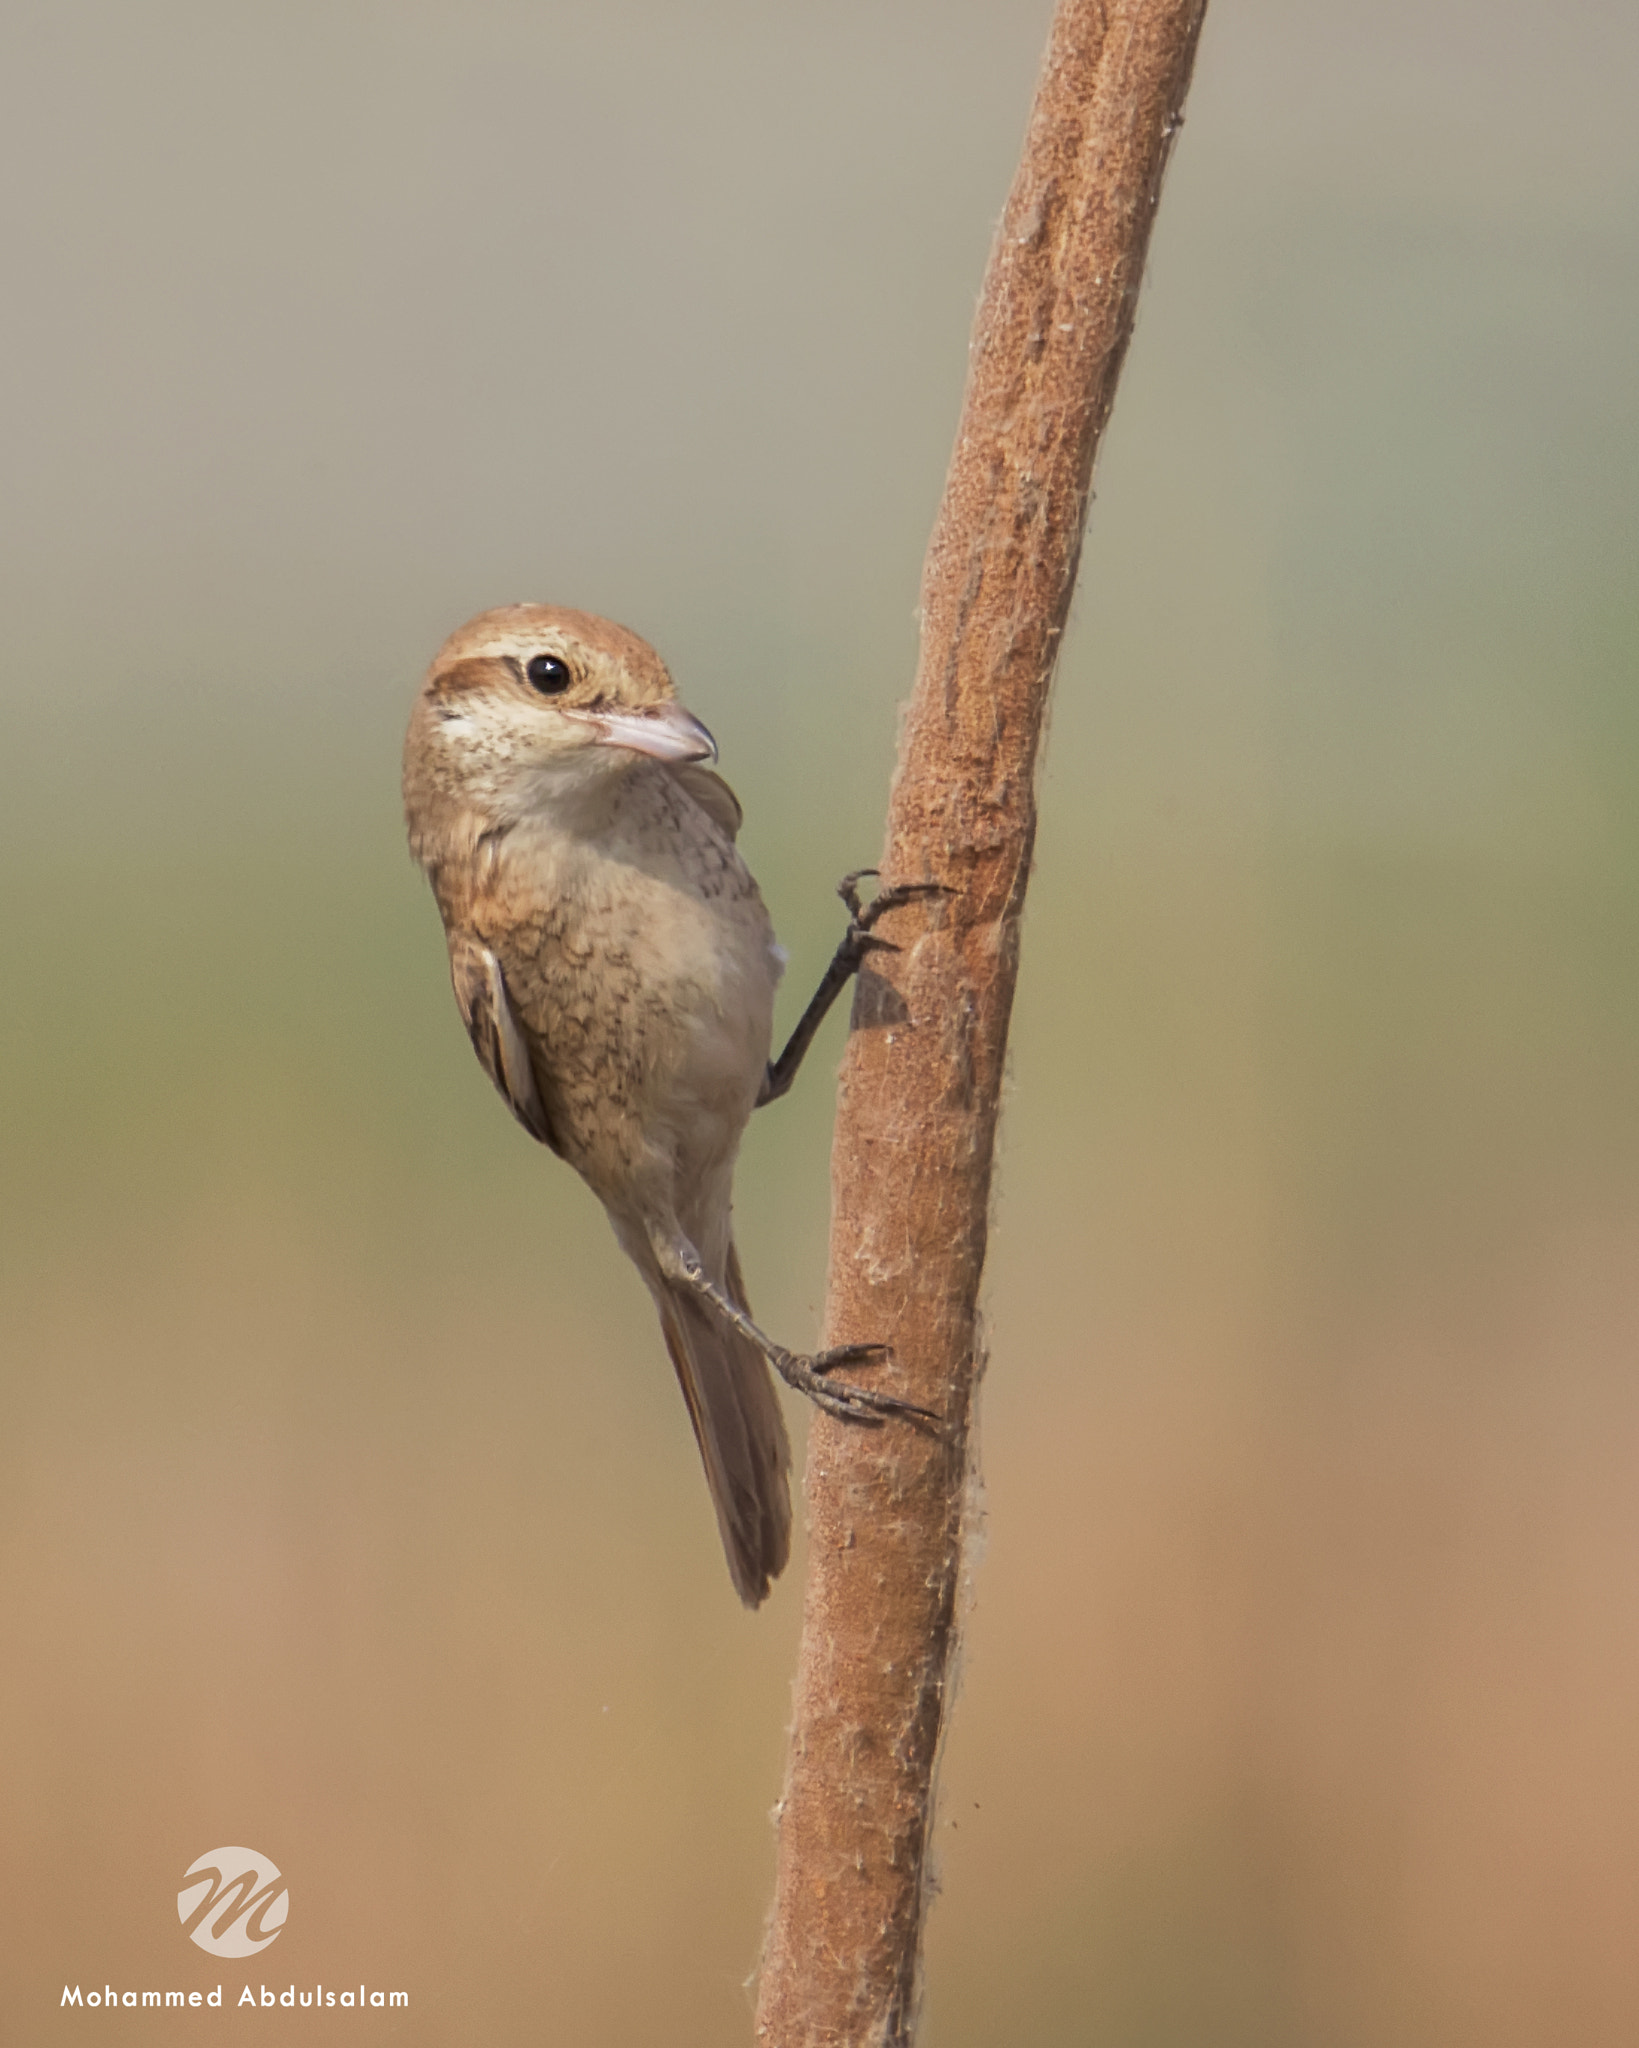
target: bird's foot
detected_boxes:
[835,870,952,966]
[770,1341,939,1425]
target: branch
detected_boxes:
[754,3,1209,2042]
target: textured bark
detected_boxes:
[754,2,1209,2042]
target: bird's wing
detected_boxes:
[448,931,563,1154]
[666,762,743,842]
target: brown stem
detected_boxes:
[754,2,1209,2042]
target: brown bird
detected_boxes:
[402,604,930,1604]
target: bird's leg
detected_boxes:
[656,1239,938,1426]
[757,870,951,1107]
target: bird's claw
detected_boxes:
[771,1342,940,1426]
[842,928,902,968]
[837,869,953,942]
[811,1340,891,1375]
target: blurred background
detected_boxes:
[2,0,1637,2040]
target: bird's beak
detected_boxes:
[577,701,719,764]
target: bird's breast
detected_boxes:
[471,778,780,1168]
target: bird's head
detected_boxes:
[403,604,717,849]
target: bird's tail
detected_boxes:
[653,1243,792,1606]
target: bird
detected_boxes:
[402,604,935,1605]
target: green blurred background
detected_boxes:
[3,0,1638,2040]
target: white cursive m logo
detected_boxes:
[177,1847,288,1959]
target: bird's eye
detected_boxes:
[526,653,572,695]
